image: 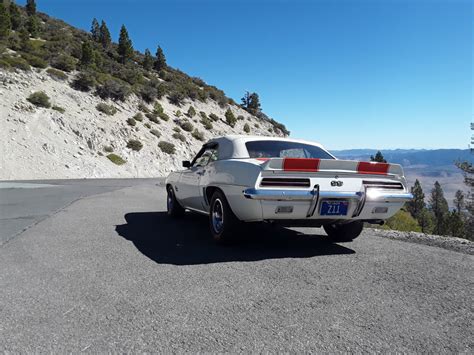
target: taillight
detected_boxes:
[363,180,404,190]
[260,178,310,188]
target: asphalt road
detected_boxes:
[0,179,156,245]
[0,179,472,352]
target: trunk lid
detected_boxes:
[253,158,407,193]
[256,157,404,177]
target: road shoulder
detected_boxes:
[369,228,473,255]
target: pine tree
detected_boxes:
[25,0,36,16]
[241,91,261,113]
[447,211,465,238]
[26,14,38,37]
[370,151,387,163]
[248,92,261,112]
[453,190,465,213]
[418,208,434,234]
[99,20,111,49]
[241,91,251,108]
[80,41,94,67]
[0,3,11,38]
[456,161,474,187]
[19,27,32,51]
[94,50,103,70]
[429,181,449,235]
[455,160,474,239]
[9,1,21,30]
[407,179,425,220]
[454,121,473,239]
[117,24,133,63]
[143,48,153,71]
[154,45,166,71]
[90,18,100,42]
[225,108,237,127]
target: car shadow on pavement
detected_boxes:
[115,212,355,265]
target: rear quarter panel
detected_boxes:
[207,160,262,187]
[202,159,264,221]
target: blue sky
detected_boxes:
[21,0,472,149]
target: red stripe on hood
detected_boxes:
[283,158,320,172]
[357,162,389,175]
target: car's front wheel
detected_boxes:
[166,185,185,218]
[209,190,241,243]
[323,221,363,242]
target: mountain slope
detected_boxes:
[1,69,285,179]
[0,3,287,179]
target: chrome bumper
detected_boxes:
[243,188,362,201]
[243,188,413,202]
[243,187,413,217]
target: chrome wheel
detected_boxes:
[212,198,224,234]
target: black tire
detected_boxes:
[166,185,185,218]
[209,190,241,243]
[323,221,364,242]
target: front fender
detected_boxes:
[165,171,181,186]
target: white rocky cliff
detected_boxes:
[0,69,284,180]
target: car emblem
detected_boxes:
[331,180,343,187]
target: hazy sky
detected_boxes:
[21,0,473,150]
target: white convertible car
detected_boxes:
[165,136,413,243]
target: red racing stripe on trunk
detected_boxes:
[283,158,320,172]
[357,162,389,175]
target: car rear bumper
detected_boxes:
[243,188,413,203]
[242,187,413,220]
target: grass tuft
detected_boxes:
[107,153,126,165]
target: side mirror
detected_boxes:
[182,160,191,168]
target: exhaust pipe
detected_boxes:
[365,219,385,225]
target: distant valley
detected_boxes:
[331,149,471,208]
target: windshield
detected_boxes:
[245,140,335,159]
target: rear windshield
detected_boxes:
[245,140,335,159]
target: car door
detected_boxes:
[177,145,217,211]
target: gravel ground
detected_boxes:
[370,228,473,255]
[0,180,473,352]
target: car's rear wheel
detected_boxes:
[209,190,241,243]
[166,185,185,218]
[323,221,363,242]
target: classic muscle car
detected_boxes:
[165,136,413,243]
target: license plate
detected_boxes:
[320,200,349,216]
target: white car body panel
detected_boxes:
[165,135,412,225]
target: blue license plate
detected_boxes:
[320,200,349,216]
